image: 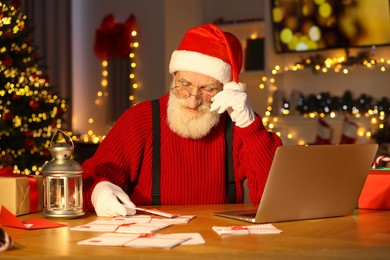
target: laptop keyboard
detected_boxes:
[238,212,256,218]
[230,211,257,218]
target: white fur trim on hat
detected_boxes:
[169,50,232,84]
[223,81,246,91]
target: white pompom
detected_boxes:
[223,81,246,92]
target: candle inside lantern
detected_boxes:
[61,196,65,206]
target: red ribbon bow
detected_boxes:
[94,14,136,60]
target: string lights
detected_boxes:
[76,14,139,144]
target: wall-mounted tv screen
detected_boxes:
[271,0,390,53]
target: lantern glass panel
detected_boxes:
[44,175,83,216]
[48,177,66,210]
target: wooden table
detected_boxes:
[1,204,390,259]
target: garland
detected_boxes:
[286,90,390,115]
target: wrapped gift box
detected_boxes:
[0,167,44,216]
[358,168,390,210]
[358,156,390,210]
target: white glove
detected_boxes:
[210,82,255,128]
[91,181,136,217]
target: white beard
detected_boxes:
[167,92,220,139]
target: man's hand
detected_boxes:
[210,82,255,128]
[91,181,136,217]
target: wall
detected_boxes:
[71,0,166,136]
[164,0,202,89]
[201,0,264,23]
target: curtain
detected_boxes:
[20,0,73,128]
[107,58,131,124]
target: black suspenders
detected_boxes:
[225,112,236,203]
[151,99,236,205]
[151,99,161,205]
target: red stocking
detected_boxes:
[340,116,358,144]
[314,118,333,144]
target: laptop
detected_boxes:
[214,143,378,223]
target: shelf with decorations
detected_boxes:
[259,51,390,146]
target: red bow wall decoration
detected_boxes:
[94,14,137,60]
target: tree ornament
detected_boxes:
[2,56,13,66]
[11,0,21,9]
[2,112,14,121]
[24,138,36,150]
[29,100,40,111]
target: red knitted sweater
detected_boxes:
[82,93,282,212]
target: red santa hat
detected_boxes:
[169,24,242,84]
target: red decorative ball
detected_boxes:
[33,53,41,60]
[56,107,67,116]
[42,149,50,157]
[11,0,21,9]
[25,131,33,138]
[29,100,40,111]
[24,139,36,150]
[2,56,13,66]
[25,38,33,45]
[4,31,13,40]
[2,112,14,121]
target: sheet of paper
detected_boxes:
[115,222,171,234]
[149,215,196,224]
[158,233,206,245]
[0,206,67,229]
[71,221,171,234]
[85,215,152,225]
[78,233,139,246]
[70,224,118,232]
[78,232,202,249]
[123,233,190,249]
[111,214,195,225]
[212,224,282,235]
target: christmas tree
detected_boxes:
[0,1,68,174]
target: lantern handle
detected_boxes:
[50,129,74,148]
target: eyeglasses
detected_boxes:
[171,86,220,101]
